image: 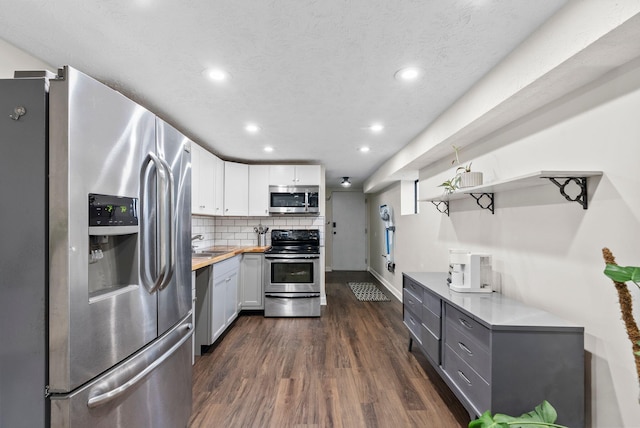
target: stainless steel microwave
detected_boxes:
[269,185,320,214]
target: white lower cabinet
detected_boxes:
[194,256,240,350]
[241,253,264,310]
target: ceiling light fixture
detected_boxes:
[203,68,229,82]
[394,67,423,82]
[264,146,274,152]
[245,123,261,133]
[359,146,370,153]
[341,177,352,188]
[369,123,384,133]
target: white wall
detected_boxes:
[368,58,640,427]
[0,37,53,77]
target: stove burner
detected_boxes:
[267,229,320,255]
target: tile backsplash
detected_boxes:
[191,216,216,250]
[192,215,326,249]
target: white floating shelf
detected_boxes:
[420,170,603,214]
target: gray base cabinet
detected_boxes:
[403,272,584,428]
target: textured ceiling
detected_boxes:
[0,0,567,188]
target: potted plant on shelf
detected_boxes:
[452,145,483,188]
[438,145,482,194]
[469,400,567,428]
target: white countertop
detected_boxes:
[404,272,583,332]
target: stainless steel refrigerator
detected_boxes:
[0,66,193,427]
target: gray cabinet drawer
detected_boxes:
[404,309,422,345]
[403,289,422,317]
[445,319,490,382]
[446,304,490,347]
[421,323,440,364]
[422,305,441,339]
[443,344,490,414]
[423,289,441,316]
[403,277,423,303]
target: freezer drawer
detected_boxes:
[264,293,320,317]
[50,314,193,428]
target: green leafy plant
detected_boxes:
[604,264,640,286]
[438,175,460,194]
[469,400,567,428]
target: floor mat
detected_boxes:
[347,282,390,302]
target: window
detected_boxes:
[400,179,420,215]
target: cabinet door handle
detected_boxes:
[458,342,473,356]
[459,318,473,329]
[457,370,472,386]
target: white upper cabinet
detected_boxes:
[248,165,269,216]
[212,154,224,215]
[223,161,248,216]
[191,143,216,216]
[268,165,321,186]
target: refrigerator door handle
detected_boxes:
[140,152,165,293]
[157,156,175,291]
[87,320,193,408]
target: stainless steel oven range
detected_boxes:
[264,229,321,317]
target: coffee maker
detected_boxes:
[448,250,492,293]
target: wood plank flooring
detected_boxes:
[189,271,471,427]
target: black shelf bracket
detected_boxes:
[469,193,494,214]
[546,177,588,209]
[431,201,449,216]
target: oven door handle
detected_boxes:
[265,255,320,260]
[265,293,320,298]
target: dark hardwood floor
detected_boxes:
[189,271,471,427]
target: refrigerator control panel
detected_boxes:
[89,193,139,226]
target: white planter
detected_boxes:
[458,171,483,188]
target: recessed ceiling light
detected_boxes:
[369,123,384,133]
[394,67,423,81]
[245,124,261,133]
[359,146,370,153]
[203,68,229,82]
[264,146,274,152]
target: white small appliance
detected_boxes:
[448,250,492,293]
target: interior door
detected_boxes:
[331,191,367,270]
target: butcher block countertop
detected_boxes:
[191,245,269,271]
